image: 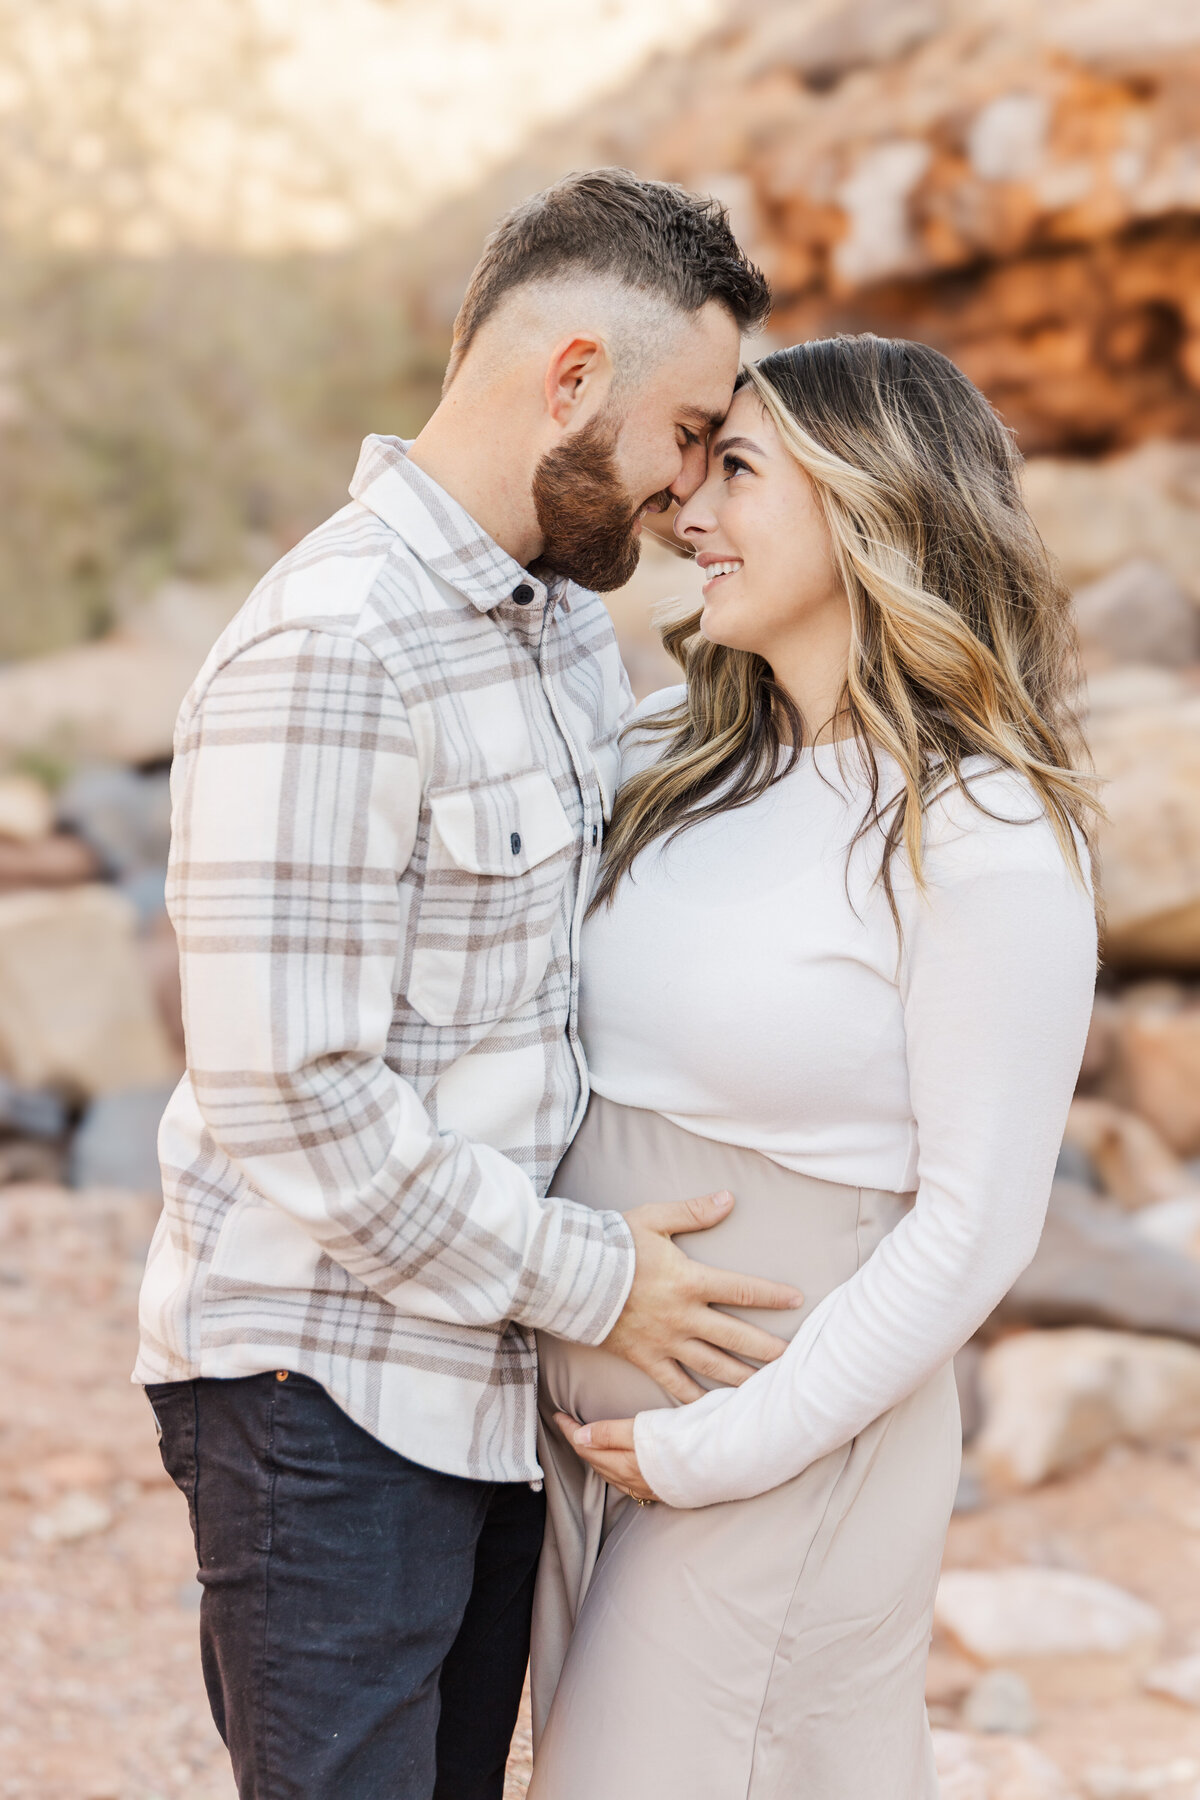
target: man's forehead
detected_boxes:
[659,303,742,418]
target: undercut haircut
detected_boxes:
[445,168,771,389]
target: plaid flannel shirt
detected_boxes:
[134,436,637,1483]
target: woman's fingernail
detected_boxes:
[714,1191,733,1211]
[788,1291,804,1305]
[574,1425,593,1447]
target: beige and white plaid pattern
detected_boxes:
[134,436,637,1482]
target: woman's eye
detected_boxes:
[722,454,750,480]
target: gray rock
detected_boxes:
[0,1075,69,1140]
[1074,557,1200,668]
[954,1341,984,1442]
[990,1179,1200,1342]
[1055,1139,1101,1191]
[68,1082,177,1193]
[119,865,169,925]
[952,1466,984,1515]
[56,764,172,884]
[768,0,942,87]
[962,1668,1038,1735]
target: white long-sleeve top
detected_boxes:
[580,689,1097,1509]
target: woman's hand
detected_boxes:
[552,1411,660,1504]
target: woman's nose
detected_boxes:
[674,492,712,543]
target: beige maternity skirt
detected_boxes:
[529,1097,961,1800]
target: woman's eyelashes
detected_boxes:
[721,452,752,481]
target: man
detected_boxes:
[137,169,794,1798]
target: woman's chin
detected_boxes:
[698,605,749,652]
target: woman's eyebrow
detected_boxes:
[710,434,764,459]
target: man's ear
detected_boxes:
[544,333,613,429]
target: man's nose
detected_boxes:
[668,439,711,509]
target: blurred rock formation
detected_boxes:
[532,0,1200,457]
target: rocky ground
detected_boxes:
[2,1181,1200,1800]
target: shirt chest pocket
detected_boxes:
[406,769,577,1028]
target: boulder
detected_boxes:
[1023,444,1200,603]
[992,1178,1200,1343]
[1085,683,1200,970]
[0,1139,65,1186]
[1062,1098,1195,1210]
[955,1340,984,1443]
[0,833,102,892]
[0,886,179,1097]
[1077,994,1121,1092]
[961,1669,1037,1736]
[1104,992,1200,1157]
[933,1730,1080,1800]
[0,1075,69,1140]
[1072,558,1200,670]
[935,1569,1163,1693]
[0,579,237,770]
[1084,1761,1200,1799]
[1144,1654,1200,1709]
[1131,1194,1200,1260]
[139,909,184,1057]
[68,1082,177,1193]
[0,632,199,768]
[0,774,53,843]
[975,1328,1200,1491]
[56,765,172,883]
[28,1490,113,1544]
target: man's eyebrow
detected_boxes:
[710,434,764,459]
[679,405,726,433]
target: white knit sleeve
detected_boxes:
[633,791,1097,1509]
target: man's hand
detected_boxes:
[601,1192,803,1403]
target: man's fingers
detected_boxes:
[696,1264,804,1313]
[634,1190,736,1238]
[645,1356,706,1405]
[676,1342,759,1388]
[688,1307,795,1366]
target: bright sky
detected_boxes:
[0,0,724,251]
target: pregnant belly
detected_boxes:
[537,1096,911,1428]
[538,1332,682,1428]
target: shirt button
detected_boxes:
[512,583,535,605]
[592,824,599,847]
[511,831,522,855]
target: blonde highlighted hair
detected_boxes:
[592,334,1097,917]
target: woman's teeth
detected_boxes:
[706,562,740,579]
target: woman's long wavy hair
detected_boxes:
[591,333,1098,920]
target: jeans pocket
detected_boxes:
[145,1381,201,1549]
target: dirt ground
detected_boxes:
[3,1184,1200,1800]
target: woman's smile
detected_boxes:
[696,551,744,594]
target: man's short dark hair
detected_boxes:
[446,168,771,385]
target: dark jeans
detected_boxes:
[146,1371,544,1800]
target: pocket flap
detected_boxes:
[429,770,574,875]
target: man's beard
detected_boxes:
[530,414,672,593]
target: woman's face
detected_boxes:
[673,386,847,672]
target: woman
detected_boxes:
[528,335,1099,1799]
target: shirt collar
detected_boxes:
[349,434,569,615]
